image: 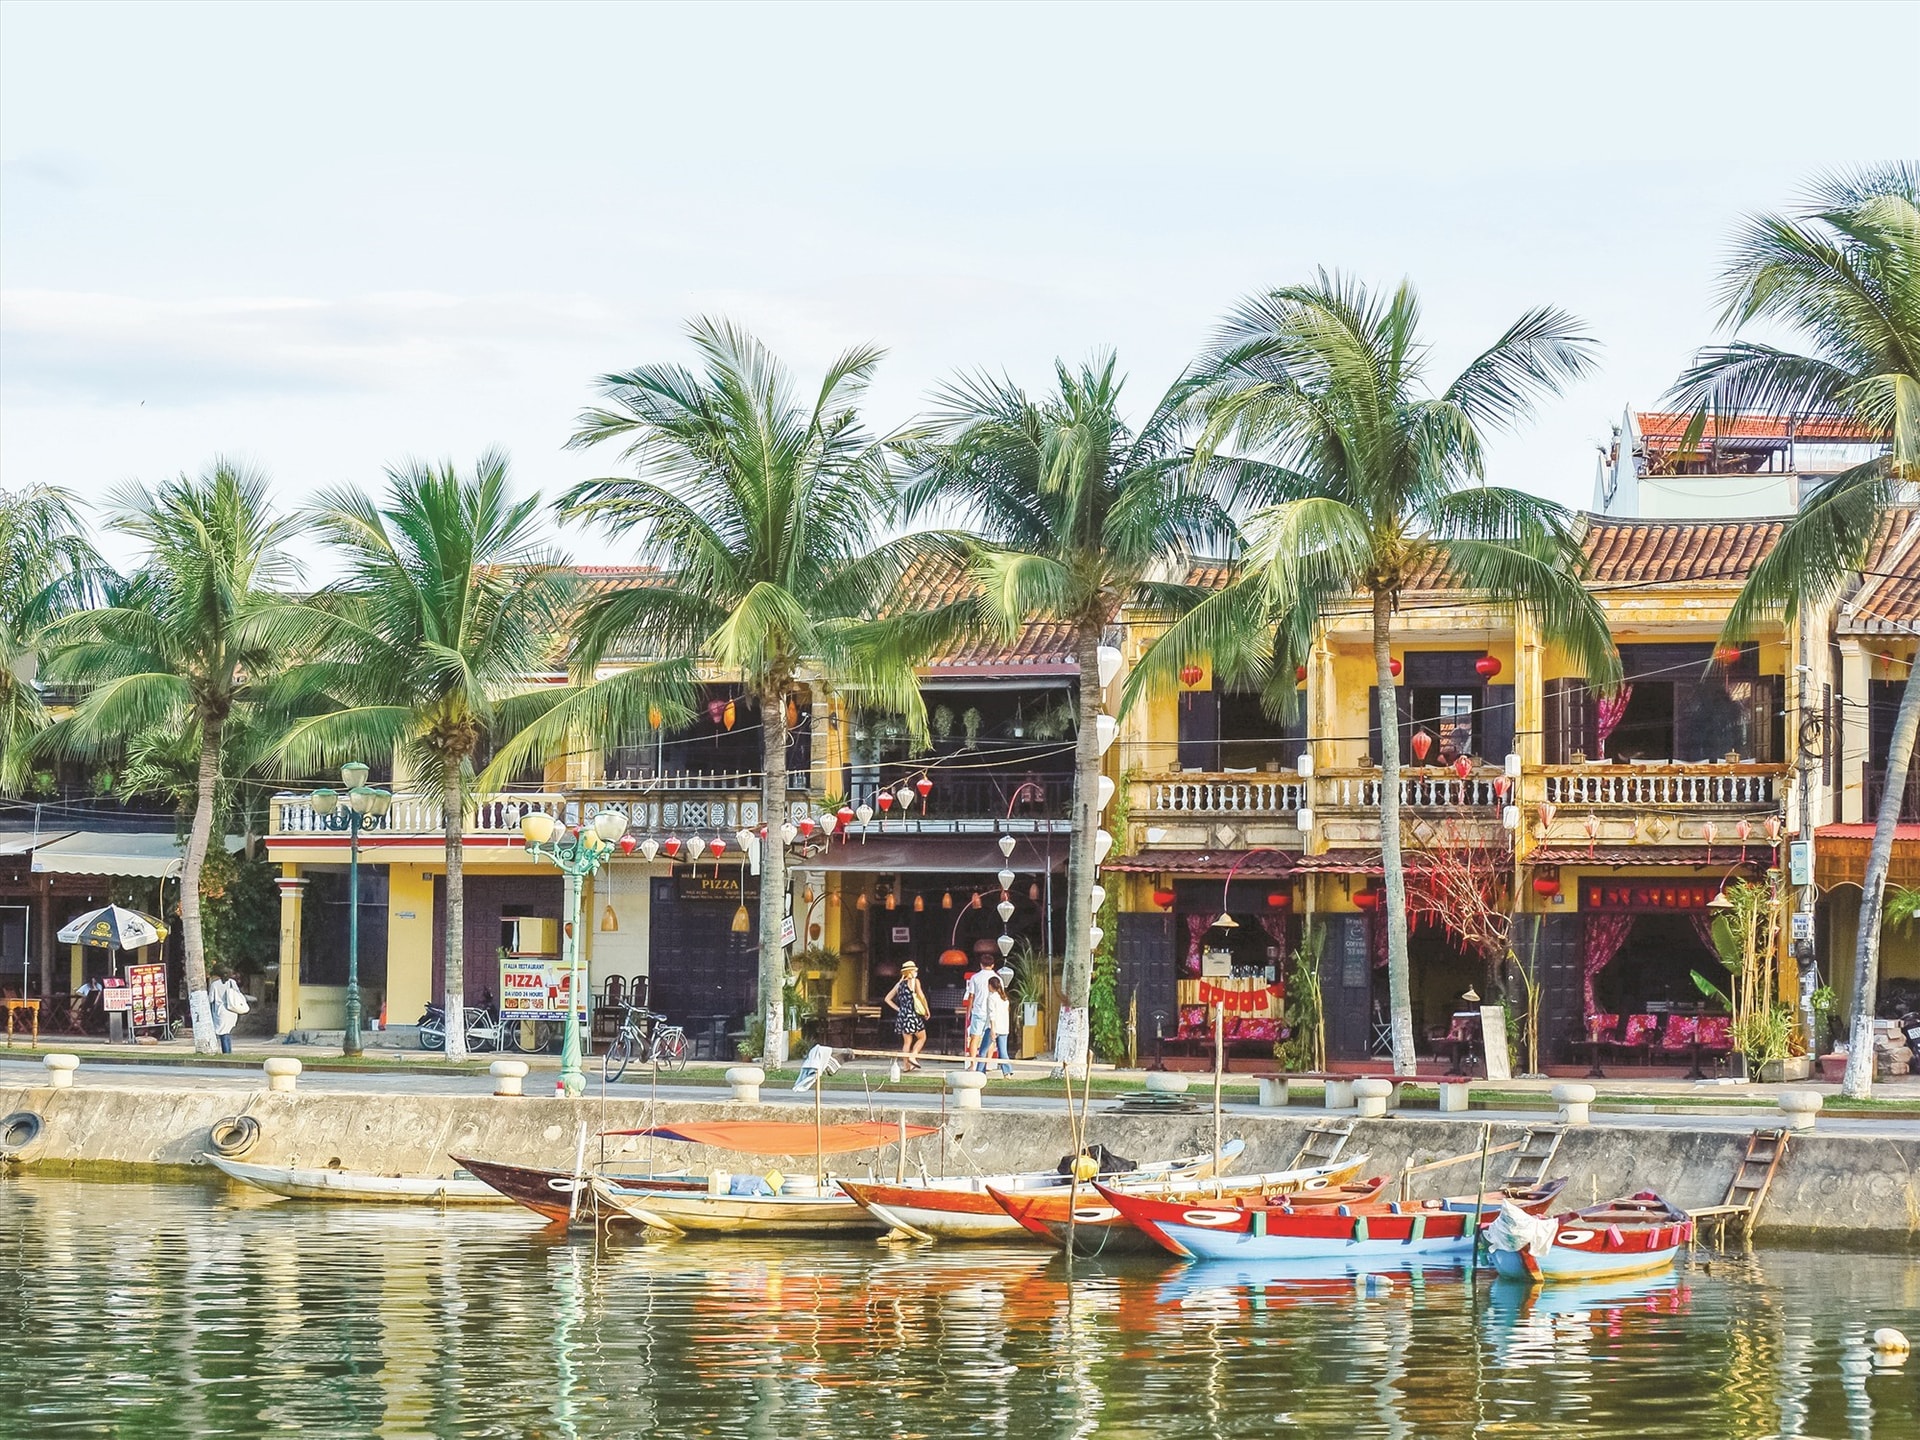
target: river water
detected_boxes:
[2,1176,1914,1439]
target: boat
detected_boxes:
[984,1158,1373,1256]
[1487,1190,1693,1283]
[204,1153,512,1204]
[836,1138,1253,1244]
[451,1153,707,1225]
[1097,1178,1568,1264]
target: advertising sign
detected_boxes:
[100,977,131,1013]
[127,962,169,1030]
[499,956,587,1022]
[676,870,760,902]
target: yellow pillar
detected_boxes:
[274,868,306,1035]
[385,866,436,1025]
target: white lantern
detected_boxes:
[996,899,1015,924]
[855,804,873,825]
[1095,645,1123,690]
[817,812,838,837]
[1296,753,1314,779]
[1502,805,1521,831]
[1095,714,1117,755]
[781,823,798,845]
[638,837,660,862]
[894,785,915,812]
[685,837,706,862]
[997,834,1017,858]
[998,867,1016,892]
[735,828,755,852]
[1089,884,1106,911]
[1505,752,1522,778]
[1088,925,1104,949]
[1096,775,1115,812]
[997,934,1015,957]
[1093,829,1114,865]
[1296,807,1314,833]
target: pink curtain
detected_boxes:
[1596,684,1633,752]
[1184,914,1211,976]
[1583,912,1638,1018]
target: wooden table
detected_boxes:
[3,998,41,1049]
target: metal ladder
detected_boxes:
[1289,1119,1357,1171]
[1500,1126,1564,1191]
[1692,1128,1790,1246]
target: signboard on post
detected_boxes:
[1478,1005,1512,1081]
[499,956,587,1022]
[127,962,169,1031]
[100,977,131,1013]
[1789,839,1813,888]
[1791,911,1815,944]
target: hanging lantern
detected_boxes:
[708,835,726,857]
[1089,885,1106,912]
[685,837,706,862]
[780,823,797,845]
[1180,662,1204,688]
[1453,755,1472,780]
[998,867,1016,891]
[1766,815,1783,844]
[916,775,933,798]
[662,836,682,858]
[1093,830,1114,865]
[1295,664,1308,684]
[1475,654,1502,679]
[802,886,816,905]
[1584,812,1600,859]
[796,816,815,837]
[706,699,726,725]
[884,890,897,911]
[1088,925,1104,950]
[969,891,983,910]
[877,792,893,813]
[785,696,800,728]
[1028,882,1041,901]
[837,804,856,827]
[647,706,663,729]
[855,892,869,911]
[1411,730,1434,763]
[638,838,660,862]
[722,699,738,731]
[617,834,637,854]
[1493,775,1511,801]
[1266,891,1291,909]
[730,903,751,933]
[1538,801,1557,829]
[998,834,1017,859]
[1702,821,1717,858]
[1152,888,1176,909]
[1354,888,1381,911]
[1389,657,1403,678]
[894,784,915,812]
[996,899,1015,923]
[1737,817,1751,861]
[912,893,925,913]
[1532,871,1561,898]
[942,890,954,910]
[817,812,838,839]
[938,947,969,968]
[997,934,1016,957]
[1713,645,1743,668]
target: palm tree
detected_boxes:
[516,319,934,1068]
[1670,165,1920,1098]
[0,485,110,793]
[1130,273,1619,1076]
[269,452,573,1061]
[900,355,1235,1068]
[42,463,304,1052]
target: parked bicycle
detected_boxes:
[417,1003,552,1054]
[603,1004,689,1082]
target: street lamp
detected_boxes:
[310,762,392,1057]
[521,806,630,1096]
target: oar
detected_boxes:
[1212,1000,1225,1199]
[1467,1123,1492,1285]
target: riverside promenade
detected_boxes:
[5,1047,1919,1242]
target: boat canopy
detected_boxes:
[602,1122,937,1155]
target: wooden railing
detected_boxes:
[1865,766,1920,824]
[1542,764,1784,808]
[1143,774,1306,816]
[1318,769,1504,809]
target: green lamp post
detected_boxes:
[309,761,392,1057]
[520,806,630,1096]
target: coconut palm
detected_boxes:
[0,485,110,793]
[267,452,574,1061]
[1130,272,1619,1076]
[41,463,305,1051]
[1670,164,1920,1098]
[495,320,936,1067]
[900,355,1236,1068]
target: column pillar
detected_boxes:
[1838,639,1871,825]
[275,870,307,1036]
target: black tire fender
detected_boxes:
[0,1110,43,1157]
[208,1114,261,1158]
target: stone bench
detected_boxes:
[1252,1072,1409,1111]
[1436,1078,1472,1113]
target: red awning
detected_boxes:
[1815,824,1920,841]
[1529,845,1767,868]
[601,1121,937,1155]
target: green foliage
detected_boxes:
[200,849,279,977]
[1275,924,1325,1071]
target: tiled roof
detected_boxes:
[1184,561,1235,591]
[1578,517,1788,586]
[1636,411,1883,446]
[1843,510,1920,633]
[886,554,1077,671]
[1530,845,1768,868]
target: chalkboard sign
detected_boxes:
[1340,921,1368,988]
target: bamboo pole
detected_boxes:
[814,1062,825,1188]
[1213,999,1225,1198]
[1467,1122,1492,1285]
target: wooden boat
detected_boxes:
[836,1138,1252,1244]
[204,1153,511,1205]
[1098,1178,1567,1264]
[984,1158,1373,1256]
[1487,1190,1692,1283]
[591,1174,886,1236]
[451,1153,707,1225]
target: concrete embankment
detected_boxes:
[3,1079,1917,1242]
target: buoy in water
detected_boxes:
[1871,1328,1910,1364]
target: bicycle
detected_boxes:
[603,1004,689,1083]
[418,1004,517,1055]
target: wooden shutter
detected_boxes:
[1481,685,1515,765]
[1116,913,1178,1052]
[1322,915,1375,1061]
[1177,687,1219,771]
[1543,679,1593,763]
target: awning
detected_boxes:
[0,830,72,858]
[33,831,185,878]
[1813,823,1920,891]
[1102,850,1300,877]
[791,837,1068,874]
[1529,845,1768,868]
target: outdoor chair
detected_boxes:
[1606,1013,1660,1068]
[1653,1015,1700,1074]
[1694,1015,1732,1074]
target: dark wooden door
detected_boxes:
[648,878,759,1033]
[1116,912,1177,1055]
[1323,914,1374,1061]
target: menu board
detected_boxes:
[100,977,131,1013]
[127,963,169,1030]
[499,956,586,1022]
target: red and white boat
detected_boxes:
[1487,1190,1693,1283]
[1097,1179,1566,1265]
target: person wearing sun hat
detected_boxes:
[884,961,930,1070]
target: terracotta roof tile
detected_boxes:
[1578,517,1788,585]
[1636,411,1883,446]
[1843,509,1920,633]
[886,554,1077,670]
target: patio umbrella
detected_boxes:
[58,904,168,966]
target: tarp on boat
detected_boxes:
[602,1121,937,1155]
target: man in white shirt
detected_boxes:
[963,955,996,1071]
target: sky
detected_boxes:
[3,0,1916,573]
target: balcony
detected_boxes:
[1542,763,1784,810]
[1865,766,1920,825]
[270,791,566,837]
[1143,773,1307,817]
[844,771,1072,834]
[269,782,792,840]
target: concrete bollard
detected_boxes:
[1437,1080,1471,1113]
[1144,1072,1190,1097]
[489,1059,529,1097]
[262,1057,302,1094]
[1776,1088,1823,1132]
[948,1070,989,1110]
[1552,1081,1595,1126]
[725,1065,766,1103]
[43,1053,80,1089]
[1323,1077,1356,1110]
[1353,1077,1393,1119]
[1256,1076,1291,1108]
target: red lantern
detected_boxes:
[662,837,682,858]
[1295,665,1308,684]
[1354,889,1381,911]
[796,816,815,837]
[837,805,855,826]
[1532,871,1561,898]
[915,775,933,798]
[1266,891,1292,909]
[1713,645,1742,668]
[1475,654,1502,679]
[617,835,637,854]
[1493,776,1511,801]
[1151,888,1177,909]
[1389,657,1402,678]
[877,792,893,812]
[1411,730,1434,763]
[708,836,726,856]
[1181,663,1204,688]
[938,948,970,968]
[1453,755,1472,780]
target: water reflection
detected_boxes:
[2,1174,1915,1440]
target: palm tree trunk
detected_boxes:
[442,758,468,1062]
[1840,657,1920,1098]
[180,714,222,1054]
[1061,623,1104,1074]
[1372,590,1416,1076]
[760,685,790,1067]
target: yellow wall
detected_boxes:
[385,868,437,1022]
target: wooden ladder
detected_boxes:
[1290,1119,1357,1171]
[1500,1126,1564,1190]
[1693,1128,1789,1245]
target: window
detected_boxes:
[1436,693,1477,760]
